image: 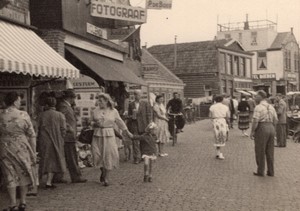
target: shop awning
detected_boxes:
[65,45,147,86]
[0,20,80,79]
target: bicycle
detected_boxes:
[168,112,183,146]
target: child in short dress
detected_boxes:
[131,122,158,182]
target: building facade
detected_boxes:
[148,39,253,99]
[217,18,299,95]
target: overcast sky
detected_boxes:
[136,0,300,47]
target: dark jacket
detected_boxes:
[57,100,77,142]
[132,133,157,156]
[127,100,152,134]
[167,98,183,113]
[238,101,250,112]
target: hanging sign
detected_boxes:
[90,0,147,23]
[86,22,107,39]
[147,0,172,10]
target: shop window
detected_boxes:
[228,81,233,96]
[251,31,257,46]
[257,51,267,70]
[221,80,227,94]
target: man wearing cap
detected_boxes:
[127,90,152,164]
[250,90,278,177]
[275,93,287,147]
[56,90,87,183]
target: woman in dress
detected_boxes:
[0,92,37,211]
[37,97,67,189]
[91,93,132,186]
[209,95,230,160]
[237,96,251,137]
[153,95,170,157]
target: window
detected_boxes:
[251,31,257,46]
[294,52,299,72]
[204,85,212,97]
[225,34,231,40]
[234,56,239,75]
[285,50,291,70]
[228,81,233,96]
[257,51,267,70]
[240,58,246,77]
[227,55,233,75]
[221,80,227,94]
[219,53,226,73]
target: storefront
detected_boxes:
[0,19,79,121]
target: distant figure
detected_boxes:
[237,96,250,137]
[209,95,230,160]
[275,94,287,147]
[153,95,170,157]
[166,92,184,134]
[130,122,158,183]
[250,90,278,177]
[247,96,256,122]
[38,97,67,189]
[127,90,152,164]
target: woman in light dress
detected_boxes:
[153,95,170,157]
[91,93,132,186]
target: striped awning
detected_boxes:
[0,20,80,79]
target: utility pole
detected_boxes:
[174,35,177,71]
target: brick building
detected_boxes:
[148,39,253,99]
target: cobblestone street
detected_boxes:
[2,119,300,211]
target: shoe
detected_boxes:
[72,178,87,183]
[267,172,274,177]
[52,179,68,184]
[143,175,148,182]
[19,203,26,211]
[103,181,109,187]
[218,153,225,160]
[148,176,152,182]
[3,206,19,211]
[45,184,57,189]
[253,172,264,177]
[215,155,219,159]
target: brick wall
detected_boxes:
[39,30,66,57]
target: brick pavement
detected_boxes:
[1,120,300,211]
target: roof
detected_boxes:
[269,32,298,50]
[141,48,184,85]
[148,39,249,74]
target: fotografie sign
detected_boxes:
[147,0,172,10]
[90,0,147,23]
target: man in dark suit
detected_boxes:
[127,90,152,164]
[56,90,87,183]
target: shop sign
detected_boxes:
[0,4,30,24]
[147,0,172,10]
[90,0,147,23]
[252,73,276,80]
[142,64,159,74]
[108,27,135,40]
[73,81,99,89]
[0,74,31,88]
[287,73,296,80]
[86,22,107,39]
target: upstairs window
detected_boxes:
[240,58,246,77]
[294,52,299,72]
[257,51,267,70]
[251,31,257,46]
[285,50,291,70]
[227,55,233,75]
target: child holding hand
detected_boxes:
[129,122,158,182]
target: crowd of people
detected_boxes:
[209,90,288,177]
[0,90,185,211]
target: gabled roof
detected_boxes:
[141,48,184,85]
[148,39,251,74]
[269,32,298,50]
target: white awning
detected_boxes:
[0,20,80,79]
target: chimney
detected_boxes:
[244,14,249,30]
[291,27,294,34]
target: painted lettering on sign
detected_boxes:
[252,73,276,80]
[90,0,147,23]
[147,0,172,10]
[86,22,107,39]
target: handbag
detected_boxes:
[78,128,94,144]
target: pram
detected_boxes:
[287,91,300,143]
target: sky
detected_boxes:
[131,0,300,47]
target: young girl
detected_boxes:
[130,122,158,182]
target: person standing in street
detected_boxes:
[247,96,256,122]
[127,90,152,164]
[250,90,278,177]
[166,92,184,135]
[237,96,250,137]
[37,97,67,189]
[209,95,230,160]
[275,94,287,147]
[56,90,87,183]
